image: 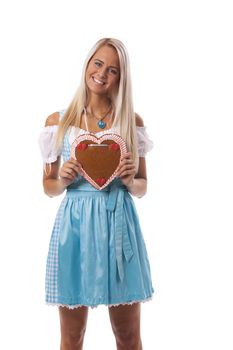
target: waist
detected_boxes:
[66,177,127,194]
[66,185,127,198]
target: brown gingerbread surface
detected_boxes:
[72,133,127,190]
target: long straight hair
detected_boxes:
[56,38,138,163]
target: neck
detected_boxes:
[86,95,112,115]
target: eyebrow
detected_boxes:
[94,59,119,70]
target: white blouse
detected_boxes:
[38,125,153,164]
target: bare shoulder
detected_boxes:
[135,112,144,127]
[45,111,60,126]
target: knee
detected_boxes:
[59,306,88,349]
[61,325,87,349]
[112,325,142,349]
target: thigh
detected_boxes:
[108,303,141,331]
[59,306,89,333]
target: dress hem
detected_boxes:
[45,296,153,309]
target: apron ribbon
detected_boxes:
[106,184,134,282]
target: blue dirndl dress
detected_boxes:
[40,114,155,309]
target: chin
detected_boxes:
[88,85,110,96]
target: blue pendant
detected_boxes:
[98,120,106,129]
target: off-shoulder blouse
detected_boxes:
[38,124,153,164]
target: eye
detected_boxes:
[94,61,102,67]
[108,68,118,75]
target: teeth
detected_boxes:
[93,77,105,85]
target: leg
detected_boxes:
[108,303,143,350]
[59,306,89,350]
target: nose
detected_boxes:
[97,66,107,78]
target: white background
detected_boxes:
[0,0,232,349]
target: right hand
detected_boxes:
[59,158,84,187]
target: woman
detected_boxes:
[39,38,154,350]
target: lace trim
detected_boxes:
[108,297,153,308]
[46,297,153,310]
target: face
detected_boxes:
[85,45,120,96]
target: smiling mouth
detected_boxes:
[92,77,106,85]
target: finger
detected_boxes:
[69,158,84,168]
[119,160,134,171]
[70,164,84,175]
[124,152,133,157]
[119,170,136,178]
[119,162,133,170]
[117,166,136,176]
[60,167,77,178]
[121,153,133,161]
[62,160,80,173]
[59,172,74,180]
[65,160,81,168]
[117,166,136,177]
[63,161,83,174]
[120,157,133,163]
[68,167,84,178]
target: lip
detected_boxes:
[92,76,106,85]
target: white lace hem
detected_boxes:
[45,297,153,309]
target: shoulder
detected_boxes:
[45,111,60,126]
[135,112,144,127]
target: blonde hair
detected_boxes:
[56,38,138,163]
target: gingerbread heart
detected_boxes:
[71,133,127,190]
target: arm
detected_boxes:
[42,112,83,197]
[116,113,148,198]
[43,158,66,197]
[126,157,147,198]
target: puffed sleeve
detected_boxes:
[136,126,154,157]
[38,125,61,164]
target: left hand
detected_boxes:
[116,152,137,187]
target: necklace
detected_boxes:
[85,104,112,129]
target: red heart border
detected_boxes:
[71,133,127,190]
